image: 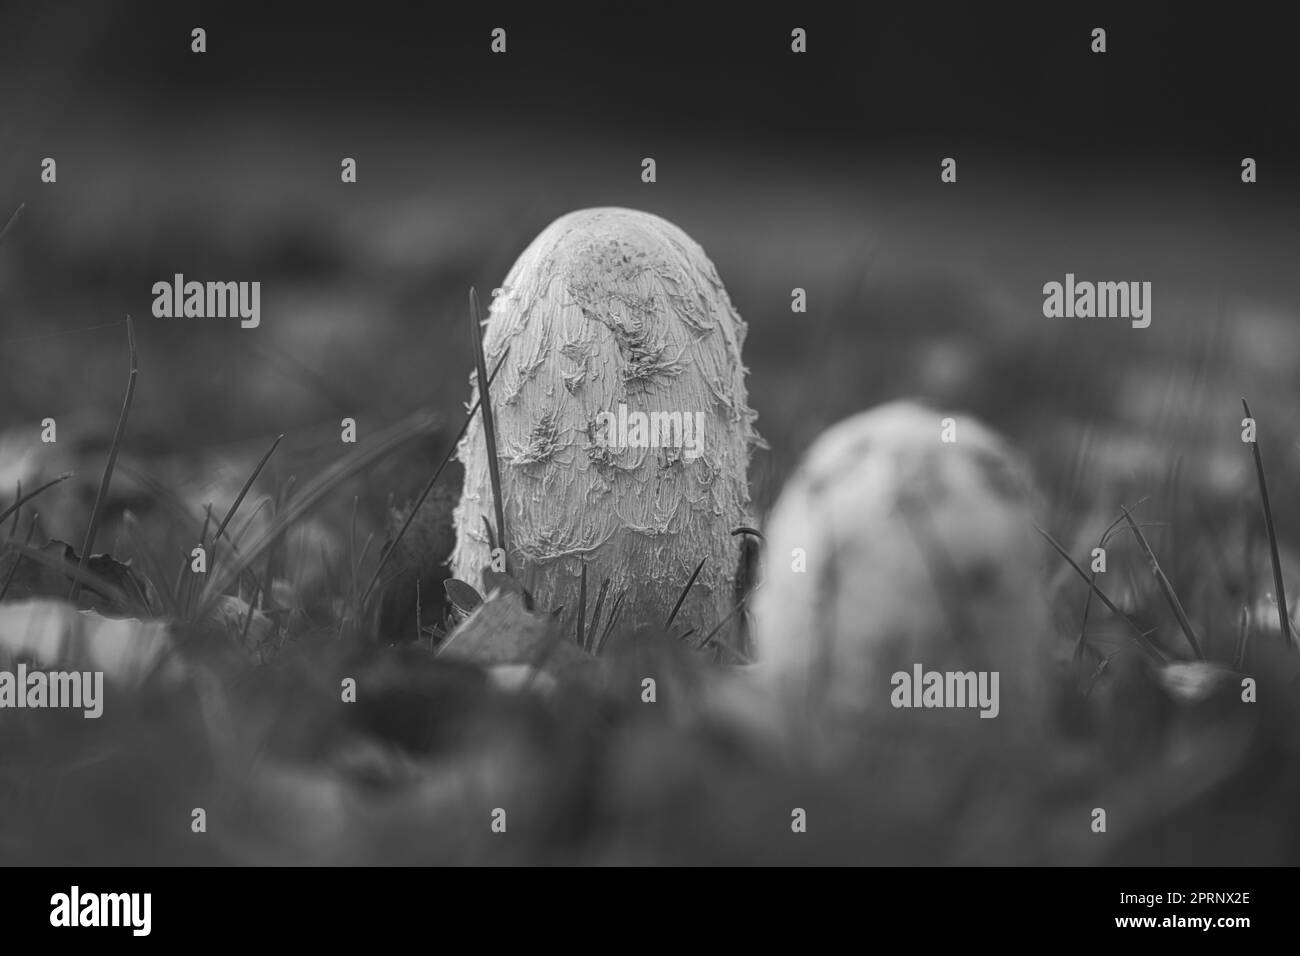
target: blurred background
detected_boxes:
[4,1,1299,510]
[2,1,1300,865]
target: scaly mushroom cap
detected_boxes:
[452,208,763,642]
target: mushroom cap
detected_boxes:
[451,208,762,641]
[751,401,1052,716]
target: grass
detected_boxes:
[695,594,752,663]
[585,578,610,653]
[1242,398,1294,648]
[1119,505,1203,660]
[2,357,1299,865]
[69,315,137,604]
[665,558,705,630]
[0,510,38,601]
[469,287,507,564]
[359,350,508,612]
[193,408,442,625]
[0,472,72,526]
[1036,523,1167,665]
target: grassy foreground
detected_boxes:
[2,303,1299,866]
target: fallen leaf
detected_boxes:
[438,588,597,683]
[0,539,156,614]
[443,578,483,617]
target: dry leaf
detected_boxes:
[438,588,597,683]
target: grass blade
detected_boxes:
[212,434,284,545]
[0,512,39,601]
[469,287,507,562]
[114,462,205,533]
[594,591,627,655]
[231,497,272,549]
[0,473,72,527]
[1071,504,1160,666]
[1036,524,1167,664]
[665,558,706,629]
[71,316,138,602]
[121,511,177,616]
[575,561,588,648]
[198,504,214,549]
[695,594,753,663]
[1120,506,1203,659]
[198,408,440,621]
[1242,398,1294,648]
[358,350,508,610]
[586,578,610,653]
[239,580,265,647]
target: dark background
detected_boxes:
[5,1,1297,157]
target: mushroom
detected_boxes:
[751,401,1053,720]
[451,208,763,643]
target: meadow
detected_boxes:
[2,113,1299,865]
